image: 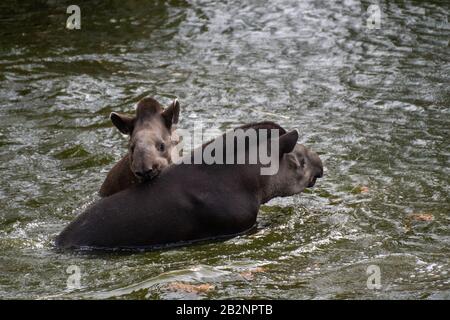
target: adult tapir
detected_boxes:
[56,122,323,250]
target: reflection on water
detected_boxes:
[0,0,449,299]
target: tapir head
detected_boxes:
[110,97,180,181]
[262,130,323,202]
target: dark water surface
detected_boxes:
[0,0,449,299]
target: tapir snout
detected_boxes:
[132,151,169,181]
[306,148,323,188]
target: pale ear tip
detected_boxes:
[110,112,122,120]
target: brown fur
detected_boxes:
[99,97,180,197]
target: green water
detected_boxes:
[0,0,449,299]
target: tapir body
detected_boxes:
[56,122,323,250]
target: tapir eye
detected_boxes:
[300,158,305,168]
[130,144,135,153]
[157,142,166,152]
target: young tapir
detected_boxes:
[56,122,323,250]
[99,97,180,197]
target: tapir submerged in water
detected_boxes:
[56,122,323,250]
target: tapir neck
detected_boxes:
[258,173,286,204]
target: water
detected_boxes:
[0,0,449,299]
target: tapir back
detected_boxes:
[56,163,259,249]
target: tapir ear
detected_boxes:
[162,98,180,128]
[110,112,135,135]
[278,130,298,156]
